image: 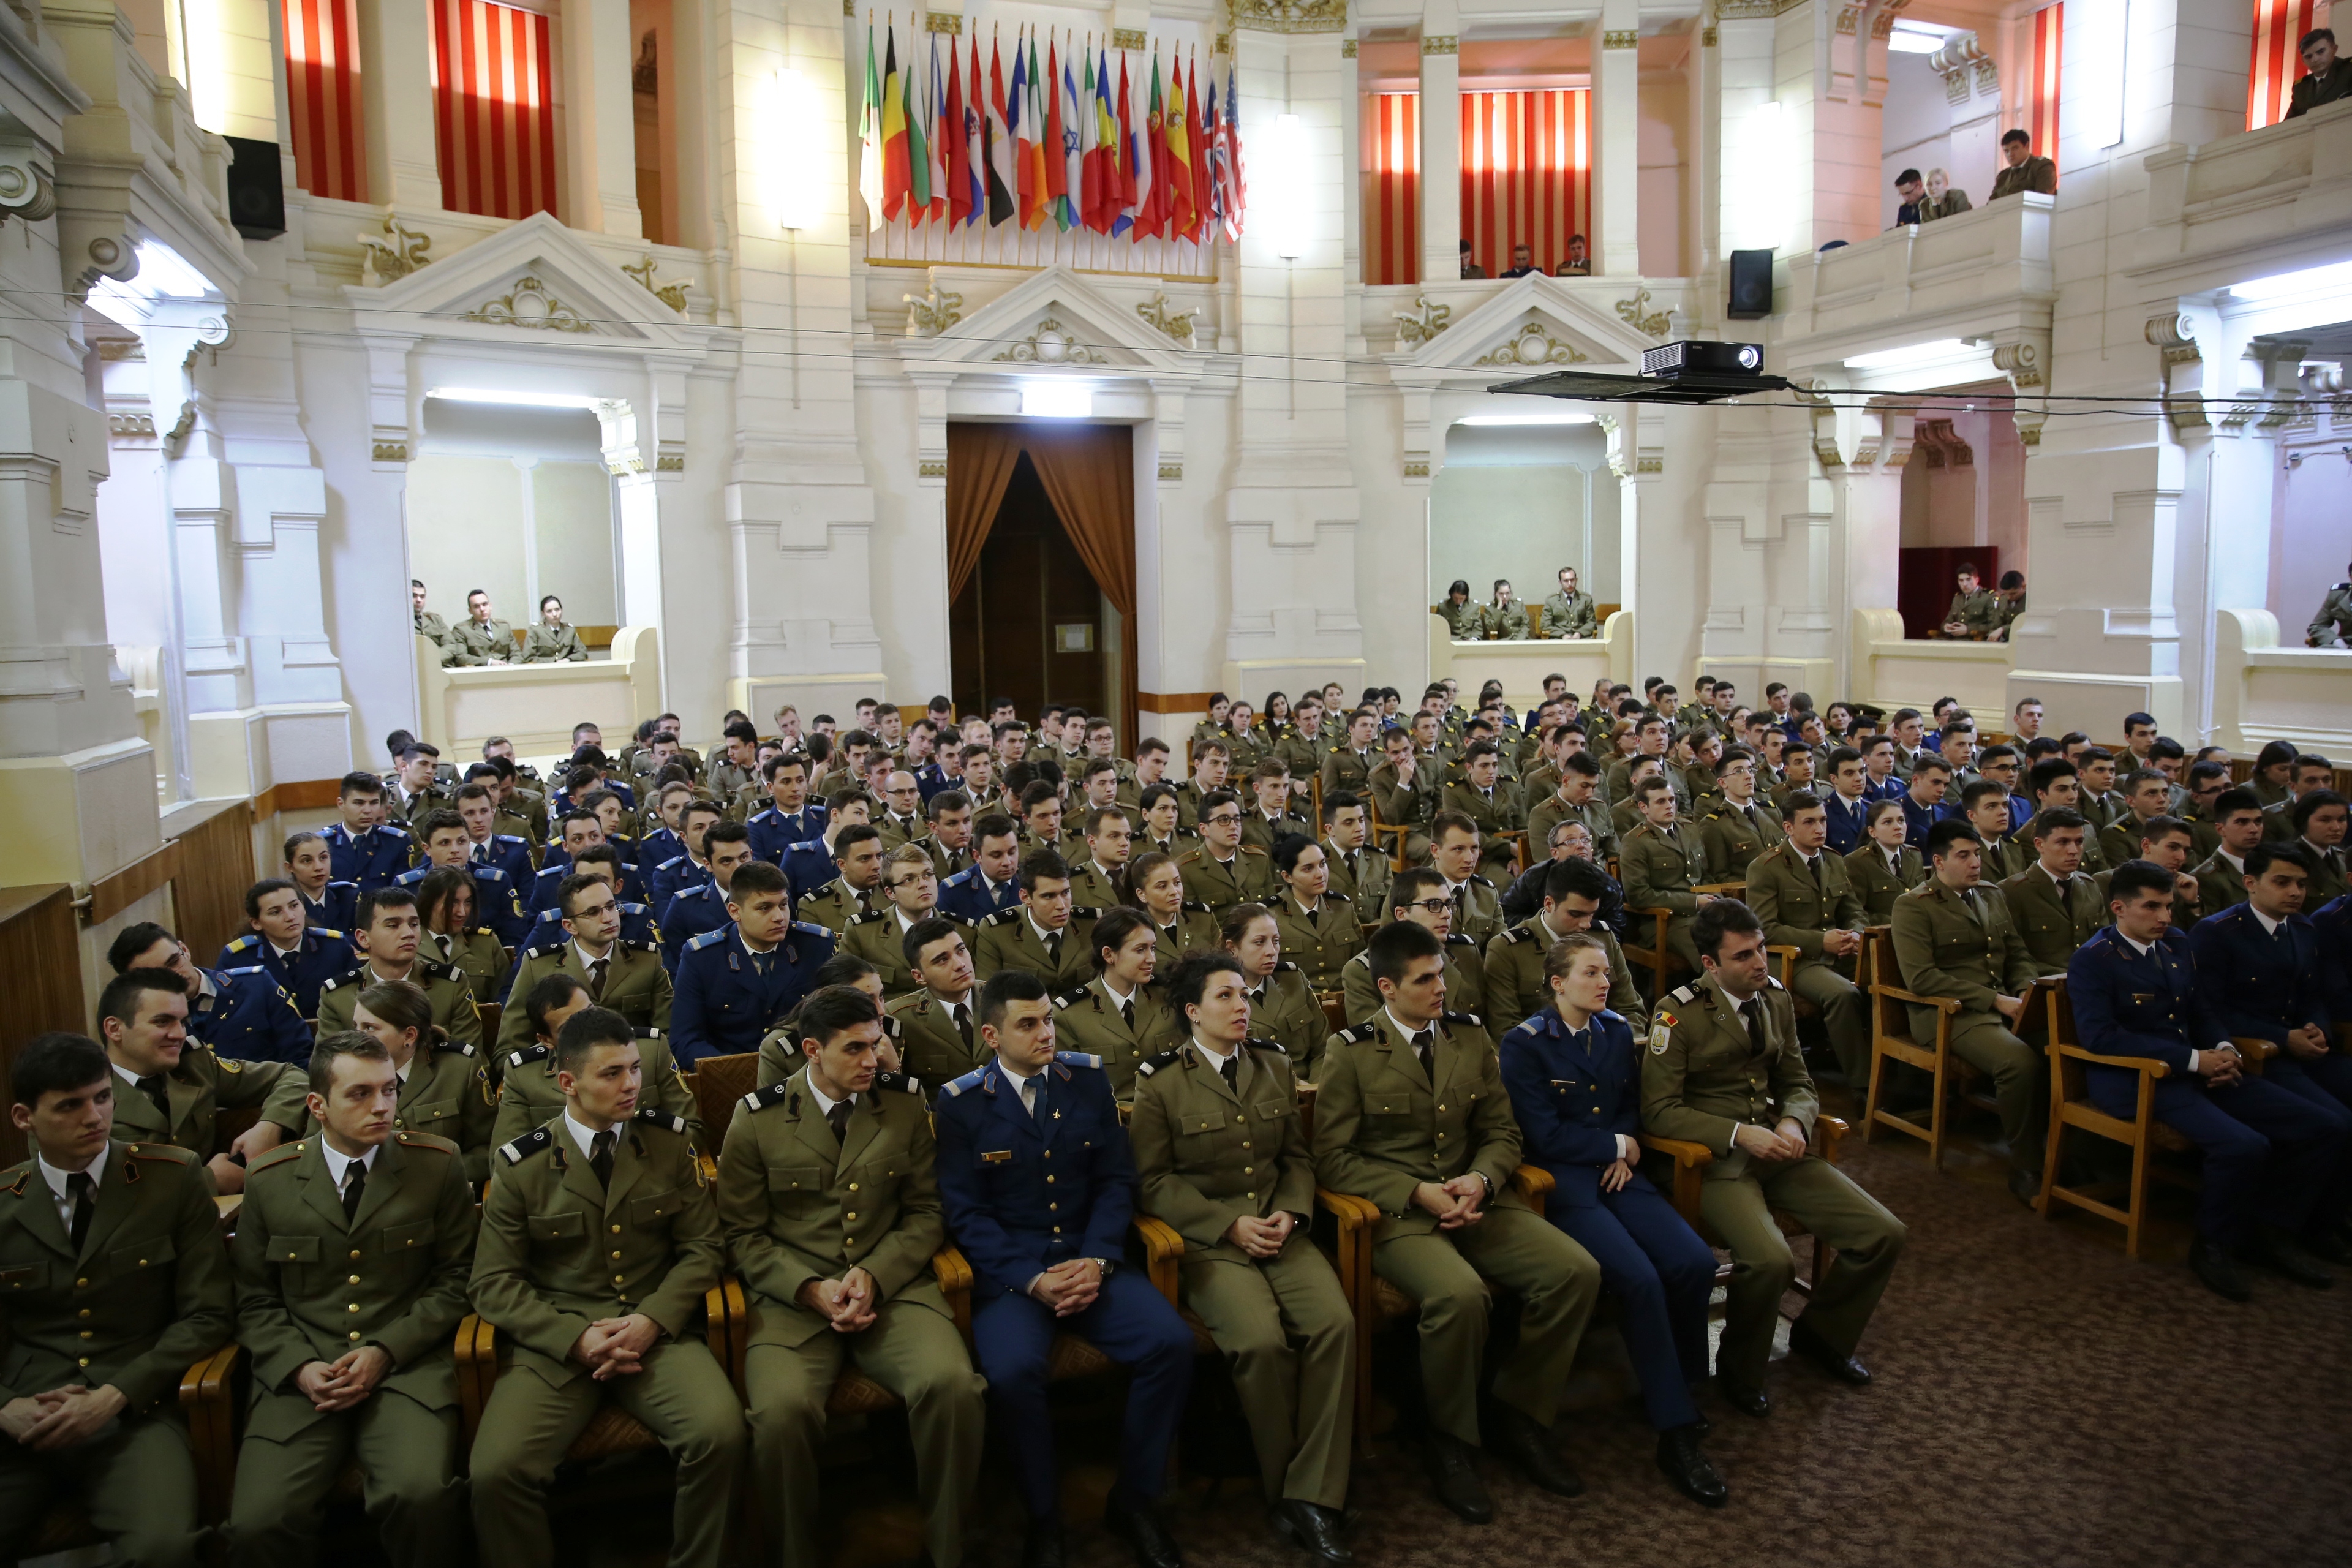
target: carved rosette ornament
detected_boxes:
[1474,322,1591,367]
[991,315,1106,364]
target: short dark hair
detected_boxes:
[1895,167,1923,186]
[107,921,178,975]
[1543,856,1611,906]
[1691,898,1763,960]
[98,967,186,1033]
[902,915,963,969]
[307,1028,393,1097]
[2292,789,2347,834]
[555,1005,636,1077]
[1165,951,1245,1016]
[12,1032,113,1108]
[1018,848,1070,891]
[1366,918,1443,990]
[2108,859,2176,906]
[973,812,1019,847]
[525,970,592,1039]
[2245,840,2313,880]
[977,968,1048,1031]
[2002,127,2031,146]
[1926,818,1983,858]
[1319,789,1362,824]
[2030,807,2088,839]
[729,861,790,904]
[2211,786,2263,823]
[557,872,613,919]
[2302,27,2337,51]
[241,877,300,921]
[797,985,882,1050]
[2136,813,2193,847]
[2028,757,2079,798]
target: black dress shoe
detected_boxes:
[2189,1237,2252,1302]
[1654,1426,1728,1509]
[1487,1403,1583,1497]
[1422,1432,1494,1523]
[2008,1169,2043,1208]
[1269,1501,1352,1564]
[1788,1319,1873,1385]
[2245,1228,2335,1290]
[2296,1228,2352,1267]
[1104,1493,1182,1568]
[1714,1374,1771,1418]
[1020,1520,1066,1568]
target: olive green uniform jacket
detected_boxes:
[886,991,990,1091]
[1268,892,1364,991]
[1438,600,1483,639]
[1310,1011,1525,1236]
[518,624,587,663]
[1479,603,1531,641]
[1178,845,1276,916]
[1698,800,1786,883]
[1844,843,1926,925]
[105,1044,302,1156]
[1339,934,1488,1034]
[1887,880,2039,1039]
[1539,590,1597,638]
[491,1030,703,1152]
[1483,915,1646,1038]
[443,617,514,665]
[494,939,671,1055]
[1051,978,1185,1099]
[1527,791,1617,867]
[1319,839,1392,934]
[1999,865,2108,976]
[263,1039,499,1184]
[317,962,483,1051]
[972,908,1101,990]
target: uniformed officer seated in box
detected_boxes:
[718,985,985,1568]
[226,1029,480,1568]
[1128,953,1357,1564]
[1640,900,1907,1419]
[933,970,1194,1568]
[0,1030,233,1568]
[466,1006,746,1568]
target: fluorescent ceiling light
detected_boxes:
[1887,21,1961,54]
[134,241,216,299]
[1020,380,1093,419]
[424,387,606,409]
[2228,258,2352,303]
[1457,411,1597,426]
[1843,338,1973,372]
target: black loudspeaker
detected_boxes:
[224,135,286,241]
[1727,248,1774,319]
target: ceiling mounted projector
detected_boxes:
[1490,339,1789,405]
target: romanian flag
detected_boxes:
[880,23,909,221]
[1088,47,1119,234]
[1163,55,1195,240]
[858,23,884,228]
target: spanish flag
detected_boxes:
[1163,54,1195,239]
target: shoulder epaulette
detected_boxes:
[657,854,687,872]
[219,963,270,980]
[742,1081,794,1115]
[1177,850,1202,864]
[942,1065,990,1098]
[1442,1011,1483,1029]
[1135,1046,1184,1077]
[415,958,454,981]
[792,920,834,940]
[394,1129,461,1155]
[1469,873,1493,888]
[245,1140,306,1174]
[1445,932,1476,947]
[523,938,567,959]
[1247,1035,1289,1055]
[875,1069,921,1095]
[1071,905,1102,919]
[320,968,364,992]
[225,935,258,954]
[1501,925,1531,944]
[1239,845,1268,857]
[984,908,1022,927]
[633,1107,688,1135]
[507,1044,552,1069]
[1509,1016,1545,1036]
[1057,1052,1104,1069]
[1765,975,1785,990]
[1053,986,1088,1009]
[312,927,346,942]
[1182,899,1209,913]
[1668,984,1698,1005]
[1273,959,1299,973]
[1332,1025,1371,1046]
[437,1038,478,1057]
[942,867,974,886]
[850,910,889,926]
[497,1127,556,1165]
[684,929,729,952]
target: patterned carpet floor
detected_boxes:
[500,1093,2352,1568]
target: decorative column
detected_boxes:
[1595,0,1641,276]
[359,0,445,211]
[1417,7,1460,286]
[565,0,645,236]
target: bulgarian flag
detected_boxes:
[880,22,909,221]
[858,23,884,228]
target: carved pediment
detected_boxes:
[895,265,1205,380]
[1390,274,1662,386]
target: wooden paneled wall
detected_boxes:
[0,886,87,1167]
[169,800,259,963]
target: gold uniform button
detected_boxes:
[75,1278,88,1289]
[1240,1141,1251,1150]
[78,1330,92,1340]
[349,1332,362,1341]
[1243,1167,1254,1175]
[78,1357,89,1368]
[847,1182,859,1191]
[77,1310,90,1320]
[1052,1225,1062,1233]
[611,1224,622,1234]
[350,1250,363,1261]
[611,1251,622,1260]
[347,1304,360,1313]
[614,1275,627,1284]
[845,1212,858,1222]
[1045,1175,1055,1184]
[349,1275,361,1284]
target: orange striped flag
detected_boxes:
[2248,0,2324,129]
[429,0,557,221]
[1366,93,1419,286]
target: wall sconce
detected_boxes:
[758,67,827,232]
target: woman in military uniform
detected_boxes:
[1224,699,1266,772]
[1222,903,1330,1076]
[2248,741,2299,809]
[1126,850,1221,972]
[1479,582,1531,641]
[1267,835,1363,991]
[342,979,497,1180]
[1439,579,1483,640]
[416,866,508,1003]
[1050,908,1185,1095]
[1845,800,1926,924]
[518,594,588,662]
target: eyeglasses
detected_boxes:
[888,872,937,889]
[1202,812,1242,826]
[1403,898,1453,914]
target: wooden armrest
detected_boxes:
[698,1152,718,1183]
[932,1246,974,1338]
[1871,982,1962,1013]
[1131,1215,1186,1308]
[1509,1164,1554,1204]
[2054,1042,2173,1077]
[705,1277,747,1387]
[1815,1114,1849,1163]
[1695,882,1745,896]
[1627,905,1675,919]
[1637,1134,1716,1167]
[2230,1035,2279,1063]
[1316,1187,1380,1229]
[179,1343,243,1525]
[454,1313,494,1442]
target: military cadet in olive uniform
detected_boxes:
[1478,589,1531,641]
[1438,586,1484,641]
[1484,859,1648,1038]
[1311,922,1597,1519]
[1741,805,1873,1087]
[1319,716,1384,804]
[883,919,991,1091]
[494,875,674,1054]
[1441,745,1527,882]
[411,581,451,660]
[2304,572,2352,647]
[263,981,499,1183]
[1940,574,2000,638]
[1181,795,1279,916]
[1889,822,2047,1200]
[1540,571,1599,639]
[1340,871,1490,1029]
[227,1033,479,1568]
[1696,777,1786,884]
[1639,902,1907,1415]
[318,952,483,1052]
[1268,880,1363,993]
[518,610,588,663]
[467,1009,745,1568]
[973,903,1101,992]
[1129,956,1354,1561]
[719,988,984,1568]
[1844,835,1925,926]
[495,1019,703,1155]
[1046,911,1186,1098]
[1526,760,1618,870]
[97,969,302,1194]
[0,1033,233,1568]
[1619,780,1720,978]
[2001,854,2109,976]
[1319,797,1393,937]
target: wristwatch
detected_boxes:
[1090,1257,1118,1280]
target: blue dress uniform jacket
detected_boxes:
[649,853,714,916]
[467,833,535,886]
[1896,791,1951,850]
[398,862,531,947]
[526,856,649,918]
[2188,903,2331,1047]
[638,827,685,872]
[296,880,360,935]
[937,867,1022,924]
[213,927,355,1018]
[189,966,314,1065]
[1499,1006,1713,1431]
[658,883,727,971]
[2069,924,2348,1245]
[1822,791,1874,856]
[669,923,837,1065]
[321,821,411,891]
[747,804,827,866]
[933,1054,1193,1521]
[914,761,951,802]
[2315,894,2352,1022]
[777,839,841,903]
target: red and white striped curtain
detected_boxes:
[2022,4,2062,175]
[1459,89,1591,280]
[282,0,366,202]
[1365,92,1419,287]
[2248,0,2328,129]
[429,0,559,222]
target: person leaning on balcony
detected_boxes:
[1555,234,1591,276]
[1919,168,1973,221]
[2305,562,2352,647]
[1891,168,1924,227]
[1989,129,2057,198]
[1459,239,1485,280]
[2286,28,2351,118]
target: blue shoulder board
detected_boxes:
[620,902,650,914]
[1057,1052,1104,1069]
[219,964,270,979]
[792,921,832,938]
[312,927,345,942]
[395,867,424,884]
[684,929,729,952]
[658,854,687,872]
[673,883,712,902]
[225,935,258,952]
[380,823,410,840]
[941,1065,991,1098]
[478,866,510,886]
[943,867,974,886]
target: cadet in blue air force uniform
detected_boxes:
[668,862,835,1066]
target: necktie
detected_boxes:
[66,1172,94,1251]
[590,1130,616,1189]
[1740,998,1766,1058]
[1807,854,1824,894]
[1346,850,1359,880]
[1410,1029,1434,1069]
[137,1074,170,1122]
[341,1159,367,1221]
[1120,998,1135,1031]
[1305,904,1319,929]
[1021,1076,1045,1120]
[827,1098,853,1145]
[952,1004,973,1050]
[1219,1054,1239,1093]
[753,950,772,977]
[588,957,609,1001]
[1045,931,1062,967]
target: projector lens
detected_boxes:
[1738,345,1760,370]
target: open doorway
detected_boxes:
[944,423,1137,747]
